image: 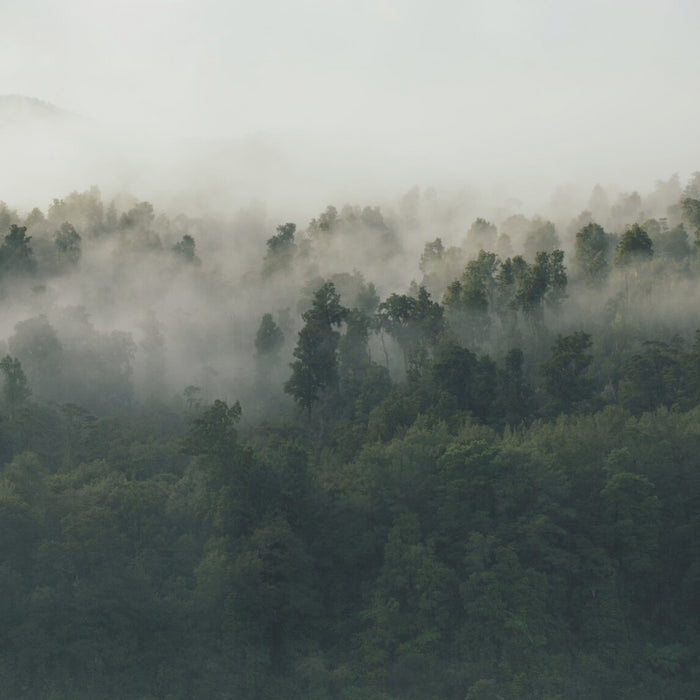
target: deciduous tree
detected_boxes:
[614,224,653,266]
[285,282,347,414]
[575,222,611,284]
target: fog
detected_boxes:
[3,0,700,214]
[0,1,699,420]
[0,164,694,425]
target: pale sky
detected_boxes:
[2,0,700,208]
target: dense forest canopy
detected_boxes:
[1,173,700,698]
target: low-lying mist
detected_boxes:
[0,157,698,426]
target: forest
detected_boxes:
[1,173,700,699]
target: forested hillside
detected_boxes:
[1,174,700,698]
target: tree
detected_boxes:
[377,293,418,364]
[47,186,105,235]
[461,545,548,670]
[262,223,297,276]
[430,341,478,412]
[338,308,372,375]
[228,517,319,671]
[24,207,46,229]
[284,282,347,414]
[419,238,444,277]
[120,202,162,250]
[8,315,64,400]
[613,224,653,266]
[377,287,444,374]
[588,183,610,221]
[316,206,338,233]
[545,249,568,309]
[0,224,36,274]
[575,222,611,284]
[413,286,445,345]
[519,252,551,313]
[465,218,497,252]
[600,471,660,575]
[683,172,700,199]
[0,202,19,234]
[524,218,560,260]
[0,355,30,408]
[681,198,700,252]
[539,331,594,414]
[54,222,82,266]
[513,251,564,323]
[181,398,242,460]
[661,224,691,260]
[610,191,642,229]
[138,311,167,398]
[255,314,285,359]
[268,222,296,250]
[619,340,687,414]
[681,197,700,228]
[497,348,532,427]
[326,271,379,315]
[364,512,459,672]
[172,234,200,265]
[443,251,498,326]
[419,237,455,296]
[495,256,521,313]
[119,201,154,229]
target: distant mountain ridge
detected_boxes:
[0,94,391,219]
[0,94,297,216]
[0,94,78,126]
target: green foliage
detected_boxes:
[420,237,466,299]
[539,332,594,414]
[328,271,380,315]
[119,200,154,229]
[681,197,700,243]
[497,347,532,427]
[619,339,688,414]
[443,250,498,337]
[600,471,660,574]
[377,286,444,373]
[661,223,691,260]
[461,545,549,667]
[614,223,654,266]
[0,224,36,274]
[172,233,200,264]
[430,341,478,412]
[285,281,347,413]
[0,355,30,407]
[419,237,444,276]
[513,250,567,322]
[309,205,337,233]
[255,313,285,358]
[54,222,81,266]
[8,316,63,400]
[465,218,497,252]
[575,222,611,284]
[524,218,560,260]
[48,186,105,235]
[377,293,419,355]
[228,516,320,653]
[2,182,700,698]
[365,512,459,671]
[181,399,241,459]
[263,222,297,276]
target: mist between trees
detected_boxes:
[1,172,700,697]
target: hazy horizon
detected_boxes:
[2,1,699,218]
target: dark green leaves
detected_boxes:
[181,399,242,458]
[285,281,347,413]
